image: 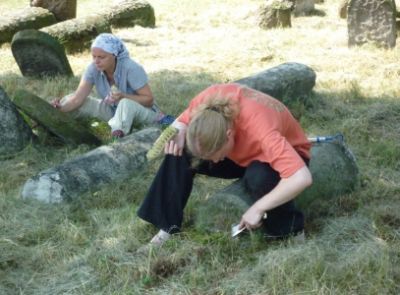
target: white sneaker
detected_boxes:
[136,230,172,254]
[150,230,171,246]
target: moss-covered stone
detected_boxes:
[103,0,156,28]
[41,15,111,53]
[11,29,73,78]
[0,86,33,157]
[12,89,101,146]
[0,7,57,45]
[195,141,359,233]
[296,141,359,211]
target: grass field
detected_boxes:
[1,0,400,294]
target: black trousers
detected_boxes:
[137,151,306,238]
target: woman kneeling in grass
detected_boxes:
[138,83,313,246]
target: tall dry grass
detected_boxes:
[0,0,399,294]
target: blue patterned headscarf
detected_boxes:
[91,33,129,59]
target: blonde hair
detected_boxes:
[186,95,239,158]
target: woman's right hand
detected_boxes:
[164,129,185,156]
[51,97,62,109]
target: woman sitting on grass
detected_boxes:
[137,83,313,246]
[51,33,174,139]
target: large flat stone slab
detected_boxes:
[21,128,160,203]
[11,29,73,78]
[13,89,100,146]
[41,15,111,54]
[0,7,57,45]
[235,62,316,106]
[195,139,359,233]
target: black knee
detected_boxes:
[242,161,280,200]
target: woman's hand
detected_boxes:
[111,91,124,102]
[51,97,62,109]
[164,129,186,156]
[239,204,265,230]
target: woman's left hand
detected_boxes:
[111,91,124,102]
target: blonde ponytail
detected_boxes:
[186,96,239,158]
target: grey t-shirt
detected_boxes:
[83,57,148,101]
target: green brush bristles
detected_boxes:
[146,126,179,161]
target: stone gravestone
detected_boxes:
[258,0,293,29]
[195,139,359,233]
[292,0,315,16]
[13,89,101,146]
[235,62,316,105]
[11,29,73,78]
[21,128,160,203]
[30,0,77,22]
[339,0,349,19]
[0,7,57,45]
[348,0,397,48]
[0,86,33,157]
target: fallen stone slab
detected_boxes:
[21,128,160,203]
[0,7,57,45]
[235,62,316,106]
[40,15,111,54]
[98,0,156,28]
[195,139,359,233]
[0,86,33,157]
[13,89,101,146]
[11,29,73,78]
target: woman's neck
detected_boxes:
[105,58,117,83]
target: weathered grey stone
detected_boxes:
[30,0,77,22]
[98,0,156,28]
[21,128,161,203]
[11,29,73,78]
[295,140,359,210]
[339,0,349,18]
[0,86,33,157]
[348,0,397,48]
[258,1,293,29]
[41,15,111,54]
[195,140,359,232]
[235,62,316,104]
[12,89,100,146]
[0,7,57,45]
[293,0,315,16]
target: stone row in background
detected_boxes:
[1,0,155,53]
[0,7,57,45]
[259,0,398,48]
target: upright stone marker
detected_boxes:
[348,0,397,48]
[11,29,73,78]
[293,0,315,16]
[0,87,33,156]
